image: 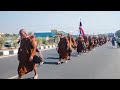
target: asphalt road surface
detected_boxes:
[0,42,120,79]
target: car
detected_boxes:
[4,40,13,47]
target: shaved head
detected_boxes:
[19,29,28,38]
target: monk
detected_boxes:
[67,33,76,60]
[76,36,84,56]
[57,36,69,64]
[88,36,92,51]
[17,29,38,79]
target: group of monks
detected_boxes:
[57,33,108,64]
[17,29,109,79]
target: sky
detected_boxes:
[0,11,120,35]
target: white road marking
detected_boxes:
[8,75,18,79]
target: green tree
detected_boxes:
[36,37,42,46]
[12,36,19,48]
[12,36,18,41]
[115,30,120,37]
[0,35,6,50]
[0,38,4,49]
[42,38,47,45]
[13,33,19,37]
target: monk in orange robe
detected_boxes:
[57,36,69,64]
[17,29,38,79]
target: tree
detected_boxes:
[115,30,120,37]
[36,37,42,46]
[0,38,3,49]
[12,36,19,48]
[0,35,6,50]
[42,38,47,45]
[5,33,10,37]
[13,33,19,37]
[12,36,18,41]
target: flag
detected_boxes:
[79,21,85,36]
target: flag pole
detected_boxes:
[79,18,81,36]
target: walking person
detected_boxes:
[76,36,84,56]
[111,36,116,48]
[17,29,38,79]
[81,39,86,53]
[57,36,69,64]
[67,33,75,60]
[17,32,44,65]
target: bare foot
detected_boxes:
[57,61,61,64]
[34,74,38,79]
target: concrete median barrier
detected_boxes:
[0,44,57,57]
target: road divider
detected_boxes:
[0,44,57,57]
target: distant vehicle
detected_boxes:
[4,40,13,47]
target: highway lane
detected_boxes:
[1,42,120,79]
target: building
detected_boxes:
[34,32,56,38]
[34,29,71,38]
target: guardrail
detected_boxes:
[0,44,57,56]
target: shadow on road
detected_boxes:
[48,54,58,56]
[46,57,59,59]
[24,77,34,79]
[43,61,64,65]
[71,54,78,57]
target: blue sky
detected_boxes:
[0,11,120,35]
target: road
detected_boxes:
[0,42,120,79]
